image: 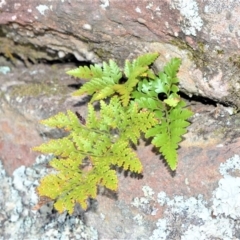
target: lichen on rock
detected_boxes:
[170,0,203,36]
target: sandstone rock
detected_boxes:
[0,58,88,175]
[0,1,240,106]
[0,2,240,238]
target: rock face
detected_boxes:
[0,59,88,174]
[0,0,240,106]
[1,1,240,238]
[0,0,239,178]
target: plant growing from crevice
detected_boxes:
[33,53,193,214]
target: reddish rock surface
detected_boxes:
[0,1,240,238]
[0,59,88,175]
[0,100,42,174]
[0,1,240,106]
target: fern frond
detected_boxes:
[118,53,159,106]
[71,60,122,100]
[163,57,181,79]
[98,96,157,144]
[112,84,131,107]
[72,76,114,98]
[169,102,193,120]
[121,102,157,144]
[66,64,103,80]
[37,157,95,213]
[34,96,156,213]
[133,58,192,170]
[134,52,160,68]
[98,168,118,190]
[37,151,120,214]
[146,103,193,170]
[103,60,122,82]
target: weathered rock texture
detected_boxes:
[0,0,240,106]
[0,59,85,174]
[1,57,240,238]
[1,1,240,238]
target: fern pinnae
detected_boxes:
[66,64,103,80]
[134,52,159,67]
[33,138,76,158]
[39,110,80,131]
[71,60,122,101]
[110,140,143,173]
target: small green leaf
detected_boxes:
[153,78,168,94]
[170,85,179,93]
[164,97,180,107]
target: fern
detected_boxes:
[33,96,156,213]
[34,53,193,214]
[67,53,158,106]
[133,58,193,170]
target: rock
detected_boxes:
[12,166,26,191]
[0,0,239,176]
[0,158,99,240]
[0,2,240,237]
[1,67,240,237]
[0,1,240,106]
[0,99,43,175]
[0,58,88,175]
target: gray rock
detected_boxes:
[0,157,98,240]
[1,153,240,239]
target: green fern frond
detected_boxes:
[34,96,156,213]
[112,72,146,106]
[112,84,131,107]
[103,60,122,82]
[66,64,103,80]
[37,157,96,213]
[98,169,118,190]
[152,58,182,95]
[133,58,193,170]
[33,138,78,158]
[144,101,193,170]
[37,151,119,213]
[98,96,157,144]
[163,57,181,79]
[117,53,159,106]
[121,102,157,144]
[134,52,160,68]
[70,60,122,100]
[86,104,99,127]
[124,52,159,78]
